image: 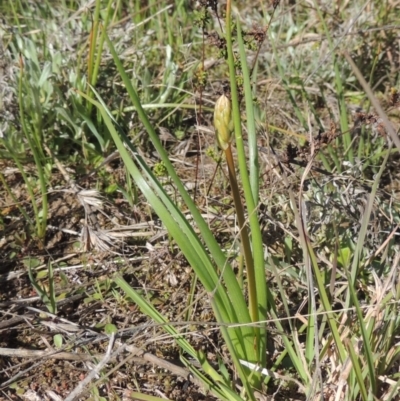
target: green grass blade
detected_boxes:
[236,23,268,364]
[236,18,259,205]
[346,340,369,401]
[345,267,377,397]
[346,144,391,309]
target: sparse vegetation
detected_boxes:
[1,1,400,400]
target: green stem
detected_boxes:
[225,145,258,325]
[225,0,266,369]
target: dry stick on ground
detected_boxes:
[0,358,46,390]
[0,292,89,330]
[0,347,99,361]
[87,343,205,398]
[0,342,200,391]
[0,331,106,389]
[64,333,117,401]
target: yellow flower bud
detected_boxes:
[214,94,233,150]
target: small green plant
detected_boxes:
[27,259,63,348]
[153,161,168,177]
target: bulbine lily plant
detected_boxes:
[76,0,399,400]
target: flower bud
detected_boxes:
[214,94,233,150]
